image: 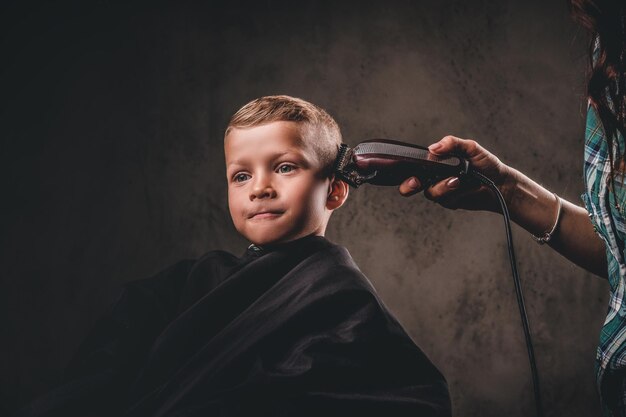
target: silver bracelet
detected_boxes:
[532,192,562,245]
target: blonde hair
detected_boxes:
[225,95,342,176]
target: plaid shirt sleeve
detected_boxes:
[581,101,626,416]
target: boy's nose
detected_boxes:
[250,179,277,200]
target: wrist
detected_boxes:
[498,165,520,209]
[496,167,559,236]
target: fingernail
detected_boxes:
[447,177,460,188]
[408,177,418,189]
[429,143,442,153]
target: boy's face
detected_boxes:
[225,121,331,245]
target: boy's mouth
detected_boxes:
[248,210,284,220]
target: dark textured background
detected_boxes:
[0,0,609,416]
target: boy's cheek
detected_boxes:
[227,188,241,210]
[227,196,242,228]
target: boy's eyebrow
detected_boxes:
[227,150,309,167]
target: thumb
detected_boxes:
[428,135,481,159]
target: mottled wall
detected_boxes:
[0,0,607,416]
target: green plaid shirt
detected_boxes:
[582,103,626,416]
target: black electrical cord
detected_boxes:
[467,169,544,417]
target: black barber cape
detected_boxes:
[20,236,451,417]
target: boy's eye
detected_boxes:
[277,164,295,174]
[233,173,250,183]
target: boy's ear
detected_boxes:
[326,176,349,210]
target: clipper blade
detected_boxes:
[333,144,352,173]
[334,144,368,188]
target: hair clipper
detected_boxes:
[334,139,470,188]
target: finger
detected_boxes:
[423,176,461,201]
[428,135,482,159]
[399,176,423,196]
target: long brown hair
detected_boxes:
[569,0,626,173]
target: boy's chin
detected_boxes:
[245,231,315,247]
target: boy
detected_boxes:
[20,96,450,417]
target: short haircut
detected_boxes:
[225,95,342,176]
